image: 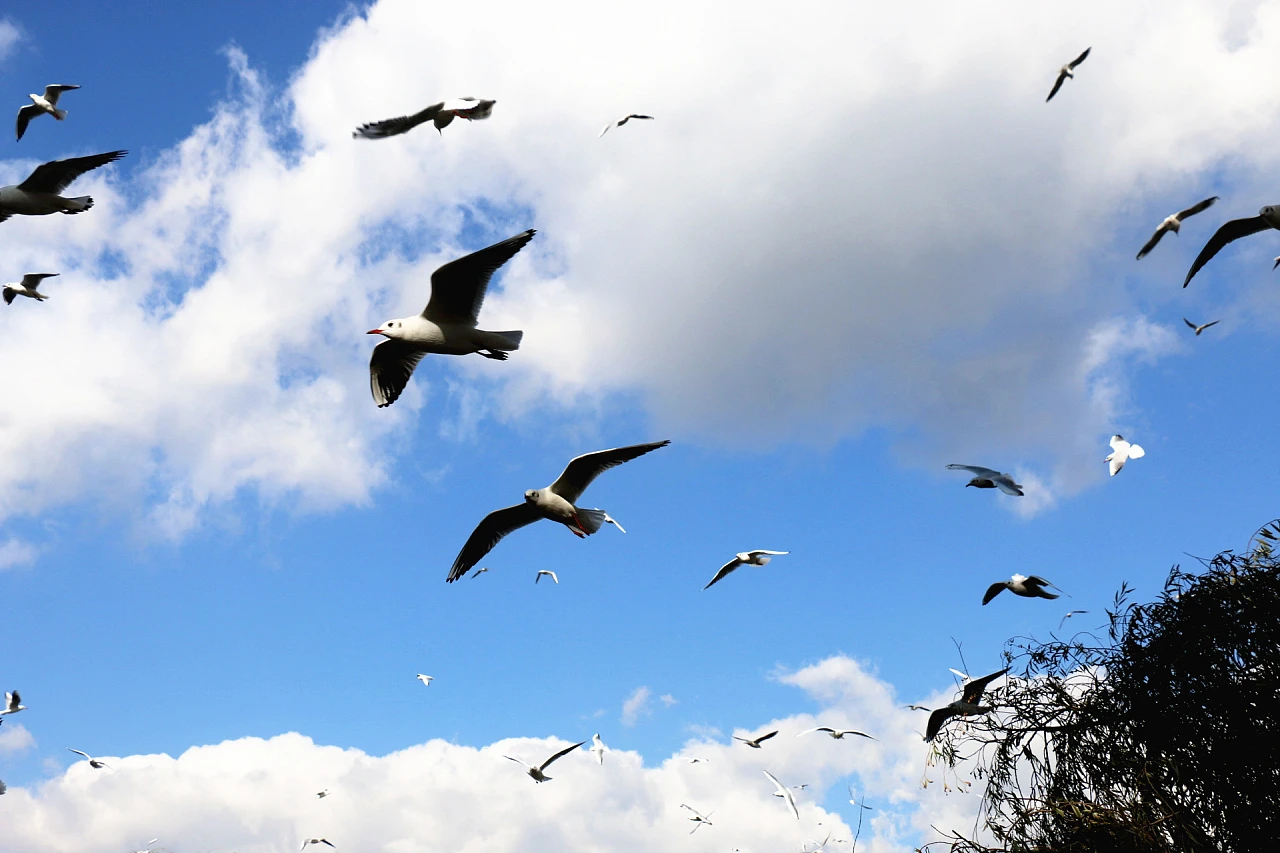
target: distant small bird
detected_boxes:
[703,550,789,590]
[353,97,495,139]
[1106,435,1145,476]
[16,84,80,141]
[1046,48,1090,102]
[300,840,335,851]
[1136,197,1219,259]
[1183,317,1220,336]
[590,733,606,765]
[4,272,58,304]
[471,567,489,578]
[925,668,1008,741]
[796,727,876,741]
[1274,256,1279,270]
[1,691,25,716]
[734,730,778,749]
[946,464,1024,496]
[315,789,330,798]
[681,803,714,833]
[683,756,709,764]
[1058,609,1089,629]
[505,740,587,782]
[0,150,127,223]
[67,748,112,770]
[599,114,654,137]
[983,574,1060,605]
[536,570,559,585]
[764,770,800,820]
[416,674,433,686]
[848,788,873,810]
[904,704,931,712]
[1184,205,1280,287]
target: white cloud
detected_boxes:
[659,693,678,708]
[0,537,36,570]
[0,723,35,756]
[620,686,652,726]
[0,20,19,61]
[0,657,986,852]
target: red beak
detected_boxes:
[367,329,383,335]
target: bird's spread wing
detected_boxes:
[961,668,1009,705]
[1068,47,1091,68]
[994,475,1024,496]
[1046,72,1068,102]
[1198,320,1219,333]
[44,84,79,104]
[424,230,536,324]
[843,730,875,739]
[981,582,1007,605]
[796,727,828,736]
[703,557,743,590]
[2,288,15,305]
[352,102,443,139]
[1109,435,1126,453]
[68,749,90,759]
[20,273,56,289]
[755,730,779,744]
[946,463,999,478]
[924,707,955,741]
[539,740,587,771]
[15,105,40,141]
[549,440,670,504]
[1127,444,1145,459]
[369,339,426,408]
[1184,216,1273,287]
[1136,226,1168,260]
[1177,196,1219,220]
[747,550,788,557]
[18,150,127,195]
[1184,318,1198,331]
[447,503,542,582]
[763,771,799,819]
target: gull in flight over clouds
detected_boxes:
[67,748,112,770]
[3,273,56,304]
[797,727,876,741]
[946,464,1024,496]
[599,114,654,137]
[681,804,714,833]
[590,733,605,765]
[1106,435,1145,476]
[300,840,335,850]
[1,691,26,716]
[1046,47,1090,102]
[353,97,495,138]
[505,740,587,782]
[683,756,709,764]
[15,84,80,141]
[1058,609,1089,629]
[983,574,1061,605]
[764,770,800,820]
[368,229,533,407]
[734,729,778,749]
[0,150,127,223]
[904,704,931,712]
[447,440,670,582]
[535,570,559,585]
[1184,205,1280,287]
[1135,197,1219,259]
[1184,318,1220,336]
[703,550,789,590]
[416,674,433,686]
[925,668,1008,742]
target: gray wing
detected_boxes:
[447,503,541,582]
[1068,47,1091,68]
[1175,195,1219,221]
[424,230,536,324]
[43,85,79,105]
[369,339,426,408]
[961,668,1009,705]
[15,105,40,141]
[1135,225,1169,260]
[1184,216,1273,287]
[924,706,956,741]
[703,557,744,590]
[548,440,671,504]
[20,273,57,289]
[982,582,1007,605]
[539,740,587,771]
[352,103,443,139]
[946,463,1000,478]
[2,287,14,305]
[18,150,127,194]
[755,730,778,744]
[1046,71,1068,102]
[993,475,1024,496]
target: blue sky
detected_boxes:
[2,1,1280,851]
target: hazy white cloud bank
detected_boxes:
[0,657,982,853]
[4,0,1280,536]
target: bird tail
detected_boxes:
[575,508,611,535]
[53,108,67,120]
[61,196,93,214]
[493,330,522,350]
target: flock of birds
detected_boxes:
[0,41,1265,851]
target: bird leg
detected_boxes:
[571,512,589,536]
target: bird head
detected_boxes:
[367,319,403,339]
[966,478,994,489]
[524,489,539,503]
[1262,206,1276,218]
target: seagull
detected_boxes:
[925,668,1008,742]
[680,804,714,833]
[416,674,433,686]
[1184,205,1280,287]
[1046,47,1090,102]
[446,440,670,581]
[702,550,789,590]
[504,740,587,782]
[904,704,931,712]
[734,729,778,749]
[1106,435,1144,476]
[1058,609,1089,629]
[946,464,1024,496]
[1136,197,1219,259]
[368,229,533,407]
[471,567,490,578]
[0,151,127,224]
[316,789,330,798]
[535,570,559,585]
[764,770,800,820]
[4,272,58,304]
[982,574,1061,605]
[590,733,605,765]
[353,97,495,138]
[599,114,654,137]
[66,748,112,770]
[683,756,709,764]
[1,691,25,716]
[300,840,335,851]
[15,85,80,141]
[1184,317,1220,336]
[848,788,873,810]
[796,727,876,741]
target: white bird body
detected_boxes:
[0,151,126,223]
[591,733,605,765]
[983,573,1060,605]
[1,691,25,715]
[15,85,79,140]
[1106,435,1145,477]
[416,674,433,686]
[300,839,335,851]
[925,668,1008,741]
[703,549,788,589]
[3,272,57,304]
[764,770,800,819]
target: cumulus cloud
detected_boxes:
[0,656,985,853]
[0,723,35,756]
[0,537,36,571]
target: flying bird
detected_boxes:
[471,567,489,578]
[353,97,495,139]
[681,804,714,833]
[983,574,1061,605]
[446,440,670,582]
[1,691,25,716]
[702,550,789,590]
[925,668,1009,742]
[416,674,433,686]
[946,464,1024,496]
[368,229,533,406]
[505,740,587,782]
[1136,197,1219,259]
[15,84,80,141]
[590,733,606,765]
[1106,434,1144,476]
[764,770,800,820]
[796,727,876,741]
[1046,47,1090,101]
[1184,317,1220,336]
[300,840,335,851]
[316,790,330,798]
[599,114,654,137]
[1058,609,1089,629]
[1184,205,1280,287]
[734,730,778,749]
[0,150,127,224]
[535,570,559,585]
[131,841,159,853]
[66,748,112,770]
[3,272,57,304]
[904,704,931,712]
[683,756,709,764]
